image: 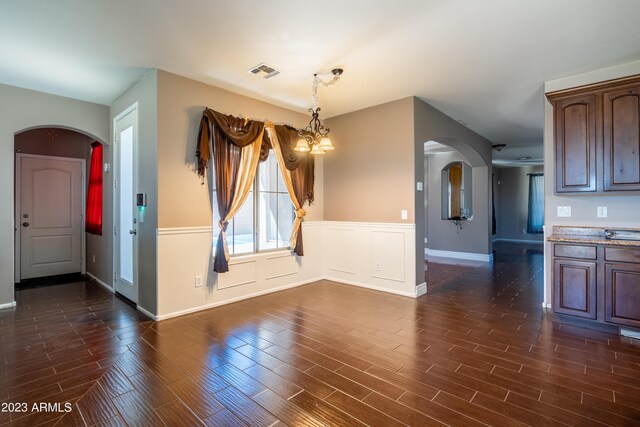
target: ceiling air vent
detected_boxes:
[248,63,280,79]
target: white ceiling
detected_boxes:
[2,0,640,160]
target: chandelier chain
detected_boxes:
[311,72,342,109]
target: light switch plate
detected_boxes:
[401,210,408,220]
[597,206,608,218]
[557,206,571,217]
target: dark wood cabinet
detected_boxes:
[548,76,640,194]
[554,259,597,319]
[605,262,640,328]
[554,95,597,193]
[603,86,640,191]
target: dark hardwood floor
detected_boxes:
[2,242,640,426]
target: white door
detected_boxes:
[20,155,83,279]
[114,106,138,303]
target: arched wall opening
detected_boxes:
[13,126,112,291]
[422,138,491,260]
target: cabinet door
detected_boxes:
[553,259,597,319]
[605,262,640,327]
[554,95,597,193]
[603,86,640,191]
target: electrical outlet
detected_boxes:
[195,275,203,288]
[416,182,423,192]
[557,206,571,217]
[375,262,381,271]
[597,206,608,218]
[401,210,408,220]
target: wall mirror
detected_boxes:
[441,161,473,220]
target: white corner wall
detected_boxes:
[323,221,419,297]
[155,221,420,320]
[156,222,324,319]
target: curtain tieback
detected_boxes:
[218,220,229,232]
[295,209,306,219]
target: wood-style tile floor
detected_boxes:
[3,241,640,426]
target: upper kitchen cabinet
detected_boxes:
[547,76,640,194]
[603,86,640,191]
[554,94,597,193]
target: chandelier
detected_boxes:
[295,68,343,155]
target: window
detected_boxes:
[212,151,293,255]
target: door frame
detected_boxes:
[14,153,86,283]
[112,102,139,302]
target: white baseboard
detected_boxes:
[0,301,17,310]
[493,238,544,244]
[541,302,551,309]
[154,276,324,321]
[325,277,419,298]
[86,272,114,293]
[416,282,427,297]
[425,249,493,263]
[137,305,157,321]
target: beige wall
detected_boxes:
[0,83,109,306]
[111,70,159,313]
[156,70,318,228]
[324,97,415,223]
[543,59,640,306]
[495,165,544,242]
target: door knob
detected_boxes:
[129,229,137,235]
[22,222,29,227]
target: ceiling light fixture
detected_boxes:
[295,68,343,155]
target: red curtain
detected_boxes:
[86,142,103,235]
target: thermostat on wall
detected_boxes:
[136,193,147,207]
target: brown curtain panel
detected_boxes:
[273,125,315,255]
[197,108,265,272]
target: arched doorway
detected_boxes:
[14,127,107,287]
[422,138,491,259]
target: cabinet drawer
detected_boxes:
[554,244,597,260]
[605,247,640,263]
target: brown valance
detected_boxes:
[196,108,265,177]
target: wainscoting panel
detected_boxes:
[326,228,356,274]
[218,259,257,289]
[371,231,405,282]
[323,222,417,297]
[265,253,298,280]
